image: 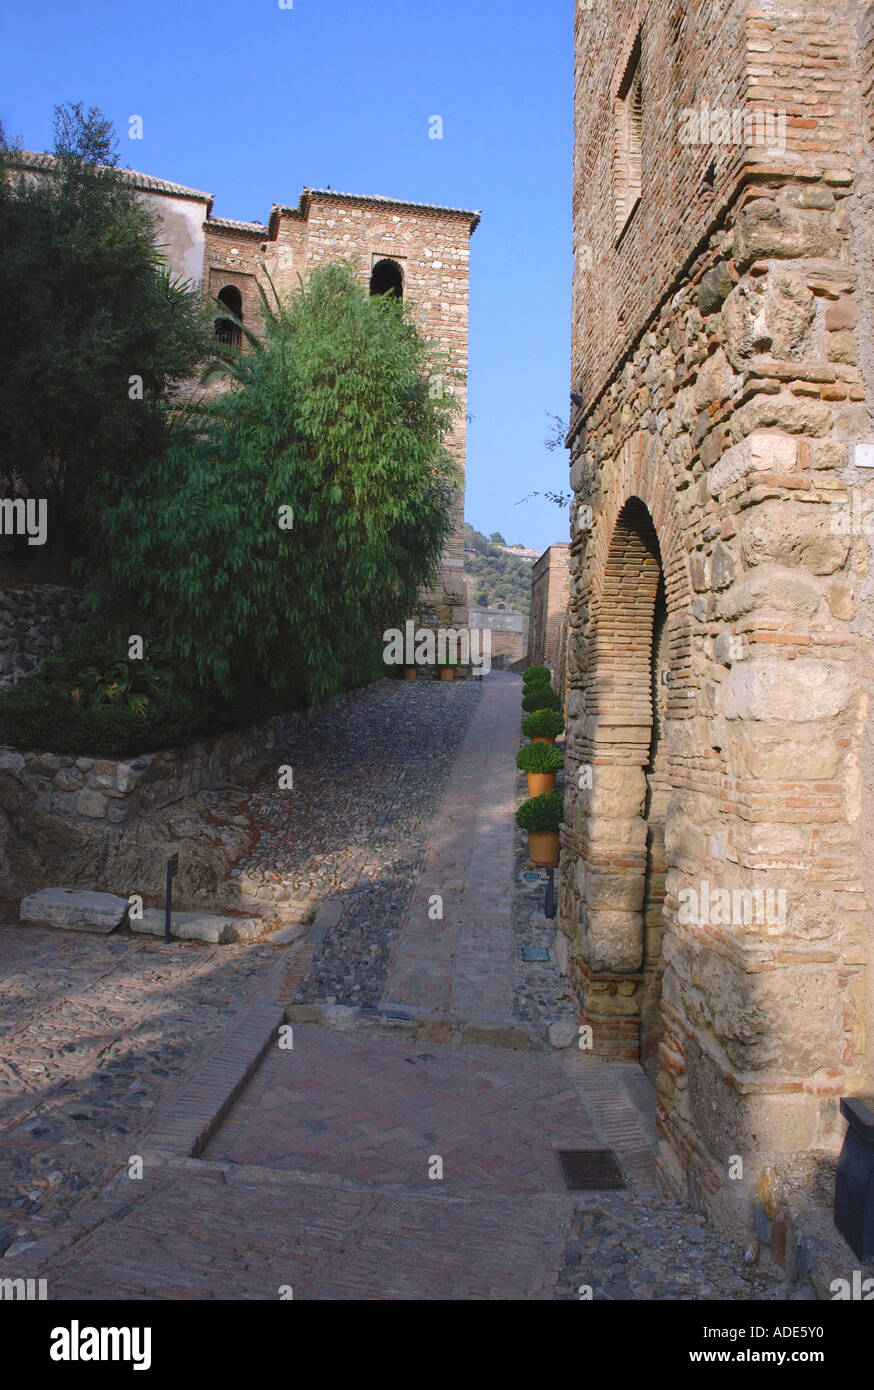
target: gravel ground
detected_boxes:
[256,677,483,1007]
[554,1194,805,1300]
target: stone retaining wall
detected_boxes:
[0,582,85,689]
[0,707,307,825]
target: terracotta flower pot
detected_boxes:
[530,735,556,745]
[527,830,560,867]
[439,667,454,682]
[403,666,418,681]
[527,771,556,798]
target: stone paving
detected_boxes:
[0,923,284,1256]
[251,677,484,1006]
[381,672,519,1021]
[0,672,800,1299]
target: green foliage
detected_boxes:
[522,665,551,684]
[0,681,201,758]
[463,523,533,616]
[515,741,563,773]
[37,629,172,714]
[521,708,564,739]
[515,791,564,832]
[0,103,213,580]
[86,263,460,708]
[0,673,315,758]
[521,684,560,712]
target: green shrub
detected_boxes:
[521,708,564,739]
[521,685,560,712]
[516,742,564,773]
[515,791,564,832]
[522,665,550,684]
[521,676,553,704]
[0,667,311,757]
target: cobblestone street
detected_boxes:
[0,674,796,1299]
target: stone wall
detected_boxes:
[527,545,571,675]
[0,706,306,827]
[565,0,874,1238]
[0,582,84,690]
[468,606,525,666]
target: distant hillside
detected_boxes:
[463,524,535,617]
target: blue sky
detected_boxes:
[1,0,573,553]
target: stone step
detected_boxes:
[131,909,256,944]
[18,888,260,944]
[19,888,128,934]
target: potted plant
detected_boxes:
[516,740,564,796]
[521,684,560,712]
[521,708,564,744]
[402,664,418,681]
[522,665,551,685]
[437,656,458,682]
[521,675,553,701]
[515,791,563,867]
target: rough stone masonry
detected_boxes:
[563,0,874,1240]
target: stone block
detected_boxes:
[733,200,840,268]
[547,1016,578,1049]
[708,431,797,495]
[76,789,107,819]
[716,564,823,622]
[20,888,128,934]
[722,658,852,722]
[460,1023,531,1050]
[698,262,734,315]
[131,909,237,944]
[740,501,850,574]
[585,908,643,971]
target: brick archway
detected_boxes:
[564,434,695,1065]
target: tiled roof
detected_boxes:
[275,187,481,230]
[206,216,268,235]
[12,152,481,234]
[13,150,213,206]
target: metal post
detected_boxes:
[164,853,179,943]
[545,867,557,919]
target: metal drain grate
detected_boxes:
[556,1148,627,1191]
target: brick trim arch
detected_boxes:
[565,432,696,1060]
[588,432,694,722]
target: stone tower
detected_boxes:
[201,186,479,631]
[563,0,874,1237]
[13,152,479,630]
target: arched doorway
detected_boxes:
[215,285,243,347]
[576,496,671,1072]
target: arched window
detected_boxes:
[215,285,243,347]
[369,258,404,299]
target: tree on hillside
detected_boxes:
[87,263,461,706]
[0,103,211,581]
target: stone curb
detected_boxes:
[284,1001,545,1050]
[145,1001,286,1159]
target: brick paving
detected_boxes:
[202,1024,606,1193]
